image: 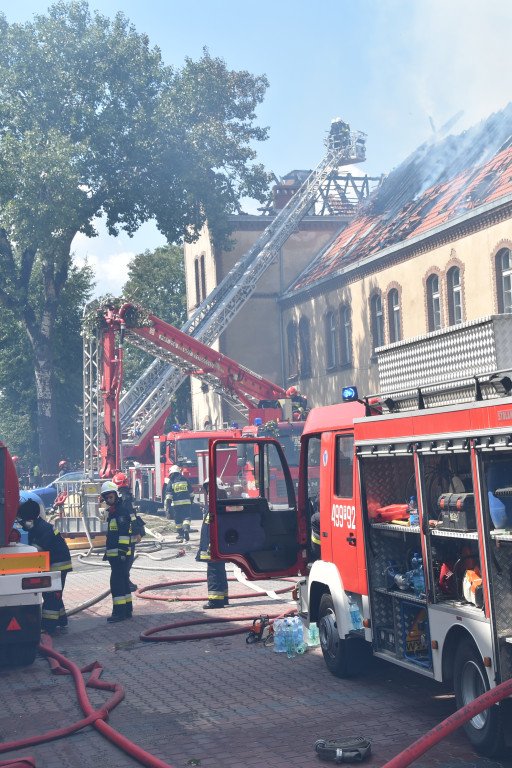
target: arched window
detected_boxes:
[200,254,206,302]
[426,274,441,331]
[447,266,463,325]
[387,289,401,342]
[287,321,299,380]
[299,317,311,377]
[370,294,384,351]
[339,305,352,365]
[325,310,338,369]
[194,258,201,307]
[496,248,512,313]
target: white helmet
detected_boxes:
[101,480,119,498]
[169,465,181,475]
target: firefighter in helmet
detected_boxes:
[167,465,193,542]
[197,477,229,609]
[113,471,145,592]
[17,497,72,634]
[101,480,133,622]
[58,460,69,477]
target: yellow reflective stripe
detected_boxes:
[113,596,126,606]
[118,537,130,545]
[311,532,321,545]
[51,561,72,572]
[173,500,191,505]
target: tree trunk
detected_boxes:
[24,315,61,476]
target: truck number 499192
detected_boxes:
[331,504,356,528]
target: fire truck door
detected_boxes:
[320,431,362,593]
[208,438,308,580]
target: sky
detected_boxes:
[3,0,512,296]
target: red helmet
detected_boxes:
[286,386,298,397]
[58,460,67,468]
[113,471,129,488]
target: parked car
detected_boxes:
[31,471,99,510]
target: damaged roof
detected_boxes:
[286,104,512,296]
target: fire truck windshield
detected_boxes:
[176,437,209,465]
[277,434,301,467]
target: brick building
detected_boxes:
[184,105,512,424]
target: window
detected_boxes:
[496,248,512,314]
[194,254,207,305]
[287,321,299,379]
[299,317,311,377]
[447,267,463,325]
[387,289,401,342]
[426,274,441,331]
[340,306,352,365]
[200,254,206,302]
[194,259,201,306]
[325,310,338,368]
[335,434,354,498]
[370,294,384,351]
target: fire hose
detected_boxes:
[380,675,512,768]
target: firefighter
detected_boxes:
[17,498,72,634]
[167,465,193,542]
[164,468,175,520]
[58,460,68,477]
[309,493,321,561]
[197,478,229,609]
[286,386,308,420]
[101,481,133,622]
[113,471,145,592]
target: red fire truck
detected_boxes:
[96,303,307,514]
[207,372,512,756]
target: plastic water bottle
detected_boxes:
[285,619,295,658]
[408,496,419,526]
[293,616,304,647]
[296,641,308,654]
[348,596,363,630]
[273,619,285,652]
[307,622,320,646]
[411,553,425,598]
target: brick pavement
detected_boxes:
[1,533,511,768]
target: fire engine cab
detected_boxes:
[208,372,512,757]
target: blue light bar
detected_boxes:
[342,386,358,402]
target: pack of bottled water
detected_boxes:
[273,616,306,656]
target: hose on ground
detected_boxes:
[135,576,294,603]
[381,676,512,768]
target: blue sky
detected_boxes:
[3,0,512,295]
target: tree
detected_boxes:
[0,1,270,471]
[0,262,94,475]
[121,244,190,424]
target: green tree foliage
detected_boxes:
[0,1,269,470]
[121,244,190,425]
[0,262,93,475]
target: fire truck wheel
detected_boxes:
[2,641,38,668]
[454,637,506,756]
[318,593,361,679]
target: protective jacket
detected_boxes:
[311,510,321,560]
[104,500,132,560]
[28,517,72,574]
[168,475,193,507]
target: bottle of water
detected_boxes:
[296,640,308,654]
[273,619,285,652]
[285,619,295,658]
[408,496,419,526]
[307,622,320,646]
[293,616,304,647]
[411,553,425,598]
[348,596,363,630]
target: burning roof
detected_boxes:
[286,104,512,295]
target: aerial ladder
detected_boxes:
[93,302,298,476]
[83,120,367,476]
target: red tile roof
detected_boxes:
[291,143,512,292]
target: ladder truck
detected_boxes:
[0,438,61,668]
[206,370,512,757]
[93,302,308,513]
[83,119,366,478]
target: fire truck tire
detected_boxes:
[318,594,363,679]
[454,637,506,756]
[2,640,38,668]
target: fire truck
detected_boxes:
[0,439,61,667]
[94,303,307,513]
[207,370,512,756]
